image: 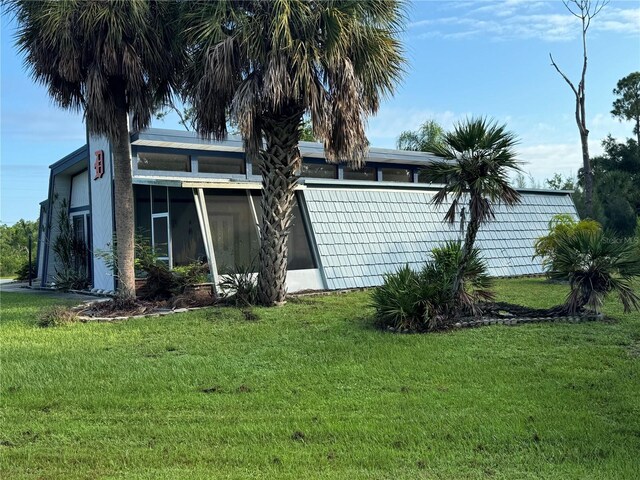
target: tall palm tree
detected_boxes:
[183,0,405,306]
[10,0,184,299]
[424,117,522,308]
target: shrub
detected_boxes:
[549,229,640,314]
[15,260,36,281]
[371,241,493,331]
[37,305,79,328]
[172,261,210,294]
[219,264,257,307]
[534,214,602,270]
[431,241,494,313]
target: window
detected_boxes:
[343,165,376,181]
[251,192,315,270]
[300,162,338,179]
[137,152,190,172]
[204,190,260,272]
[381,167,412,182]
[198,155,245,175]
[152,216,170,261]
[134,185,152,240]
[169,188,206,266]
[152,186,168,214]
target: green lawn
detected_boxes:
[1,278,639,479]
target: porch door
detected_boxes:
[152,214,171,267]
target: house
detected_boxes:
[36,128,577,293]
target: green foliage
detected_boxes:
[14,261,36,281]
[549,229,640,314]
[36,305,79,328]
[545,173,576,190]
[534,214,602,270]
[611,71,640,141]
[51,200,89,291]
[397,119,445,152]
[0,219,38,278]
[219,264,258,307]
[172,261,210,293]
[371,241,493,332]
[587,136,640,235]
[423,117,522,226]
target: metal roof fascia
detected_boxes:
[49,145,89,175]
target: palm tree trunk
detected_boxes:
[453,196,481,302]
[257,109,303,306]
[112,88,136,300]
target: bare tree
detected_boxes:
[549,0,608,218]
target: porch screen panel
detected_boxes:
[134,185,152,240]
[251,192,315,270]
[168,188,206,266]
[204,190,259,273]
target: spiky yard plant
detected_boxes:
[371,241,494,332]
[183,0,405,306]
[423,117,522,312]
[549,229,640,314]
[9,0,185,299]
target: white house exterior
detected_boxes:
[36,128,578,293]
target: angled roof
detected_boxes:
[302,187,577,289]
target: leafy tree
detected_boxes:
[10,0,185,299]
[397,119,445,152]
[549,0,609,218]
[612,72,640,145]
[545,173,576,190]
[424,117,522,309]
[0,219,38,278]
[183,0,405,306]
[590,136,640,235]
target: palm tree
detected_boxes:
[549,229,640,314]
[182,0,405,306]
[10,0,184,299]
[424,117,522,309]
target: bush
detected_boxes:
[549,229,640,314]
[534,214,601,270]
[172,261,210,293]
[371,241,493,332]
[15,260,36,281]
[52,269,90,291]
[219,264,257,307]
[37,305,79,328]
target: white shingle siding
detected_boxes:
[303,188,578,290]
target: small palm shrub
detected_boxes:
[549,229,640,314]
[371,242,493,331]
[431,241,494,314]
[219,264,258,307]
[534,214,602,270]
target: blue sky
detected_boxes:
[1,0,639,225]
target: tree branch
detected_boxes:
[549,53,579,99]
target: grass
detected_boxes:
[1,278,639,479]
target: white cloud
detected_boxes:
[409,1,640,43]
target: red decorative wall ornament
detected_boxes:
[94,150,105,180]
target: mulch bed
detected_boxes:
[75,291,217,320]
[454,301,602,329]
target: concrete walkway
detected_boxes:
[0,280,96,301]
